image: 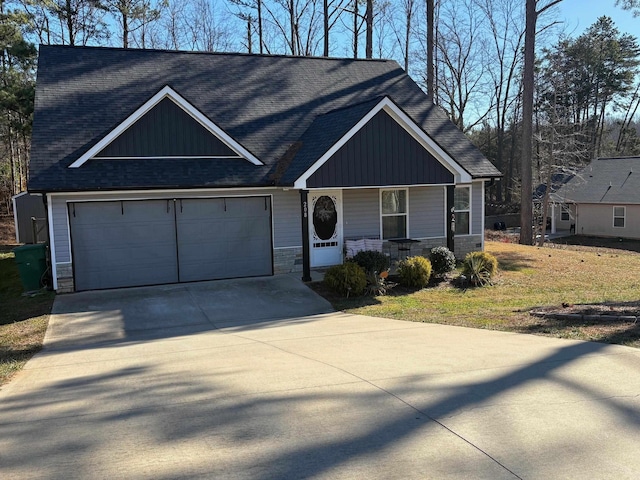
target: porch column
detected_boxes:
[551,203,556,234]
[446,185,455,253]
[300,189,312,282]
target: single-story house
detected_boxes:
[551,157,640,239]
[533,172,575,234]
[29,45,501,293]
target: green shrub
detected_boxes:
[398,256,432,289]
[352,250,390,275]
[324,262,367,297]
[429,246,456,277]
[462,251,498,286]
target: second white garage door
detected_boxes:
[69,197,273,291]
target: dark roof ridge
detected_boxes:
[320,96,387,116]
[38,44,397,63]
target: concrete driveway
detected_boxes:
[1,276,639,479]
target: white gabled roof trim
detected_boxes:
[68,85,263,168]
[293,97,472,189]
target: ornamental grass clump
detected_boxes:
[462,251,498,286]
[324,262,367,297]
[429,246,456,277]
[398,256,432,289]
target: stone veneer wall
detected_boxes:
[453,235,483,259]
[273,247,303,274]
[55,262,74,293]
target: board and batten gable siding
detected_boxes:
[409,187,446,238]
[50,188,302,266]
[306,110,455,188]
[95,98,238,158]
[343,189,380,238]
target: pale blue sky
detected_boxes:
[556,0,639,37]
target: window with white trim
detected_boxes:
[613,206,626,228]
[454,186,471,235]
[561,206,570,221]
[381,189,408,239]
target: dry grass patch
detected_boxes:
[311,241,640,347]
[1,245,54,386]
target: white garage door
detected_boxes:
[69,197,273,291]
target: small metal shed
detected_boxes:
[12,192,48,244]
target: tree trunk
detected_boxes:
[247,15,253,53]
[122,12,129,48]
[519,0,536,245]
[426,0,434,98]
[365,0,372,58]
[258,0,263,54]
[404,0,412,71]
[353,0,358,58]
[323,0,329,56]
[290,0,296,55]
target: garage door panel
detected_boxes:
[177,197,273,282]
[70,197,273,290]
[70,201,178,291]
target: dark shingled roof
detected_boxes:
[552,157,640,204]
[29,45,500,192]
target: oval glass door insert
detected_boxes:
[312,195,337,241]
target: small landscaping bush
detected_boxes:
[462,251,498,286]
[352,250,390,275]
[324,262,367,297]
[429,246,456,277]
[397,256,432,289]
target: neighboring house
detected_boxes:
[533,172,575,234]
[551,157,640,239]
[29,45,501,293]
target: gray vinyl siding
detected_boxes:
[343,189,380,238]
[409,187,445,238]
[307,110,455,188]
[50,188,301,268]
[96,98,237,158]
[472,181,484,234]
[272,190,302,247]
[51,196,71,263]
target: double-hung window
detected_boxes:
[613,206,626,228]
[454,186,471,235]
[381,189,408,239]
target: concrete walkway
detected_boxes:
[1,276,639,479]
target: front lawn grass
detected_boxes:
[312,241,640,347]
[0,245,54,386]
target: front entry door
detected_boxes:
[309,191,343,267]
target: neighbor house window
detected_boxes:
[561,206,570,221]
[381,189,408,239]
[454,186,471,235]
[613,206,626,228]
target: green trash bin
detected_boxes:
[13,244,48,292]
